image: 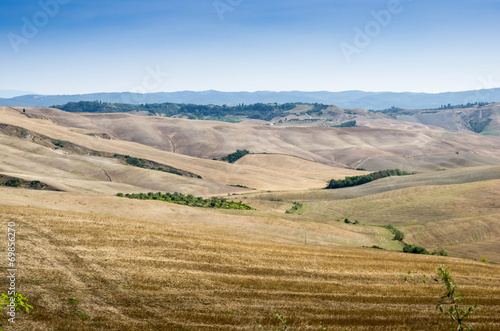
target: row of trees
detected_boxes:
[116,192,253,210]
[326,169,413,189]
[437,102,491,110]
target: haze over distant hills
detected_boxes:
[1,88,500,109]
[0,89,35,98]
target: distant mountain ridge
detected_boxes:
[1,89,500,109]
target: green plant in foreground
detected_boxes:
[274,311,289,330]
[399,270,428,284]
[435,265,477,331]
[0,293,33,330]
[0,293,32,313]
[76,311,90,319]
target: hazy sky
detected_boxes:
[1,0,500,95]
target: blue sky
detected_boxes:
[1,0,500,95]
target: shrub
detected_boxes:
[4,178,22,187]
[403,243,429,255]
[285,202,303,214]
[393,230,405,241]
[431,248,449,256]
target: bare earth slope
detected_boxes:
[7,107,500,172]
[0,107,365,193]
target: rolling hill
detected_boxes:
[1,105,499,330]
[5,107,500,173]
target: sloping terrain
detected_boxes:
[0,107,365,193]
[243,172,500,263]
[5,107,500,173]
[2,204,500,330]
[392,103,500,136]
[1,104,499,330]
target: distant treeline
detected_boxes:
[52,101,329,121]
[326,169,413,189]
[116,192,253,210]
[375,102,493,114]
[435,102,492,110]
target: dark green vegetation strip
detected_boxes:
[52,101,307,121]
[0,123,201,178]
[334,120,356,127]
[0,175,59,191]
[117,192,253,210]
[326,169,414,189]
[469,118,492,133]
[385,224,405,241]
[385,224,448,256]
[116,155,201,178]
[221,149,250,163]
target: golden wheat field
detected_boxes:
[1,204,500,331]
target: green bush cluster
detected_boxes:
[117,192,253,210]
[285,202,303,214]
[4,178,22,187]
[334,120,356,128]
[326,169,413,189]
[403,243,429,255]
[221,150,250,163]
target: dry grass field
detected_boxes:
[4,107,500,172]
[1,204,500,331]
[242,172,500,263]
[1,106,500,330]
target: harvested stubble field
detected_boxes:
[243,176,500,263]
[1,205,500,331]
